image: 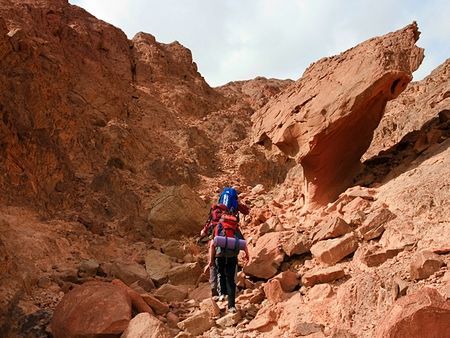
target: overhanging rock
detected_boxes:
[252,23,424,209]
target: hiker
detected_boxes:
[205,209,249,313]
[201,186,250,299]
[200,203,228,297]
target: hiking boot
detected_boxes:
[228,307,237,313]
[218,295,226,301]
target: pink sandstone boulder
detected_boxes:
[252,23,424,209]
[374,287,450,338]
[301,266,346,287]
[243,232,285,279]
[121,312,173,338]
[410,250,445,280]
[312,215,352,242]
[310,232,358,265]
[148,185,209,239]
[51,282,132,338]
[263,279,288,303]
[273,270,299,292]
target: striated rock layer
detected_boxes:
[252,23,424,208]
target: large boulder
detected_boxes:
[121,312,173,338]
[177,310,214,336]
[167,262,202,286]
[51,282,131,338]
[252,23,423,208]
[148,185,209,239]
[310,232,358,265]
[375,288,450,338]
[244,232,285,279]
[145,250,174,284]
[301,266,346,287]
[312,215,352,242]
[111,260,155,291]
[410,250,445,280]
[357,207,396,241]
[154,284,188,303]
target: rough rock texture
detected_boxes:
[154,284,188,303]
[148,185,209,239]
[140,293,169,315]
[374,288,450,338]
[310,232,358,265]
[111,260,154,291]
[0,0,223,230]
[410,250,445,280]
[217,77,293,110]
[177,310,213,336]
[365,58,450,159]
[252,23,424,208]
[243,232,285,279]
[301,266,346,287]
[121,312,173,338]
[145,250,174,284]
[167,262,202,286]
[357,208,396,241]
[0,2,449,338]
[51,282,131,338]
[263,279,288,303]
[312,216,352,242]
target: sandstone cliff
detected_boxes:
[0,1,449,337]
[252,23,424,209]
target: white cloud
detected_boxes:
[69,0,450,86]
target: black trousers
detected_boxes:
[216,256,238,308]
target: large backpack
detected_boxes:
[214,214,242,257]
[218,187,239,213]
[205,204,227,237]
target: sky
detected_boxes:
[69,0,450,87]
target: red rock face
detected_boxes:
[50,282,132,338]
[252,23,424,208]
[0,0,289,230]
[374,288,450,338]
[365,58,450,160]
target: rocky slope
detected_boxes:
[0,1,449,338]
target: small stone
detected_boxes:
[121,312,172,338]
[161,240,186,259]
[167,262,202,286]
[78,259,99,277]
[310,232,358,265]
[141,293,170,314]
[177,310,213,336]
[281,231,311,257]
[200,298,220,317]
[37,277,52,289]
[307,283,333,301]
[154,284,188,303]
[312,216,352,242]
[216,311,242,327]
[251,184,265,195]
[166,312,180,328]
[273,270,298,292]
[358,208,396,241]
[410,250,445,280]
[361,247,403,267]
[301,266,346,287]
[263,279,287,303]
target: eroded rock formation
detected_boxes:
[374,288,450,338]
[252,23,424,208]
[1,1,449,338]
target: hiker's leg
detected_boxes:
[225,257,238,308]
[216,257,227,296]
[209,265,219,297]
